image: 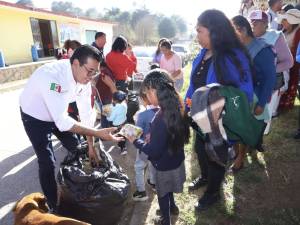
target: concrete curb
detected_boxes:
[0,79,28,93]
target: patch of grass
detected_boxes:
[175,67,300,224]
[180,62,192,98]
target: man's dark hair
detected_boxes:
[268,0,280,7]
[112,36,128,52]
[95,32,106,40]
[70,45,102,65]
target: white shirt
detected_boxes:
[160,53,183,80]
[267,8,280,30]
[19,59,95,132]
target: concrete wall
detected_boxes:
[0,60,54,83]
[0,7,34,65]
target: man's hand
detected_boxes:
[101,74,117,92]
[254,105,264,116]
[88,145,100,167]
[96,127,125,142]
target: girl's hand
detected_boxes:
[144,134,151,143]
[254,105,264,116]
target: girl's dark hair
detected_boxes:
[63,39,81,51]
[198,9,251,85]
[232,15,254,38]
[160,39,172,50]
[142,69,190,153]
[139,85,148,102]
[155,38,167,56]
[112,36,128,52]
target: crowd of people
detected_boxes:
[19,1,300,225]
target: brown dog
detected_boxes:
[13,192,91,225]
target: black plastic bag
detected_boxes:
[57,141,130,225]
[126,93,139,124]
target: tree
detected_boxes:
[131,8,150,28]
[51,1,84,17]
[158,18,176,39]
[16,0,34,7]
[171,15,187,34]
[85,8,99,19]
[103,7,122,21]
[134,15,158,45]
[117,11,131,24]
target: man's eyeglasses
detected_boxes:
[82,64,99,78]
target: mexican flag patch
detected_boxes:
[50,83,61,93]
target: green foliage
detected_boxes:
[158,17,176,39]
[50,2,189,45]
[51,1,84,17]
[171,15,188,34]
[16,0,34,7]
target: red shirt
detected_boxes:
[106,51,137,81]
[128,54,137,75]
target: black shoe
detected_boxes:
[153,216,170,225]
[120,148,128,155]
[132,190,148,201]
[194,193,220,211]
[156,205,179,216]
[147,179,156,192]
[188,177,208,191]
[294,130,300,139]
[256,144,265,152]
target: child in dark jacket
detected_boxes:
[126,69,190,225]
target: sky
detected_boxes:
[7,0,242,25]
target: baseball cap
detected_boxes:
[248,10,269,22]
[276,9,300,24]
[113,91,127,102]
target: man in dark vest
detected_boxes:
[92,32,106,60]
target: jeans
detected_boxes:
[100,115,110,128]
[134,150,155,192]
[21,110,79,209]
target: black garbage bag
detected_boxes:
[126,92,139,124]
[57,141,130,225]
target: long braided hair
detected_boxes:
[142,69,190,153]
